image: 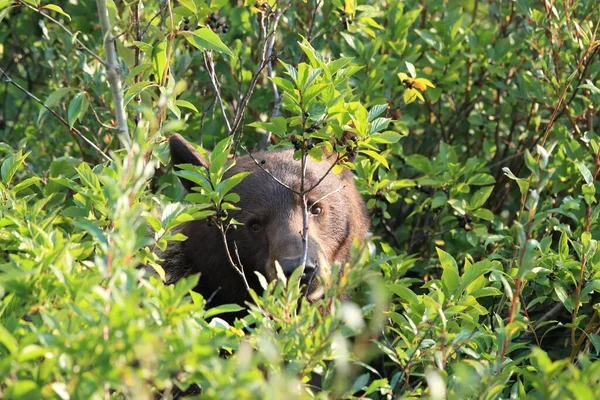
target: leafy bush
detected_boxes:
[1,0,600,398]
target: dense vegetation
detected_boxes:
[1,0,600,398]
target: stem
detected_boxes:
[230,2,291,141]
[204,51,232,132]
[96,0,129,136]
[219,224,250,291]
[299,149,309,275]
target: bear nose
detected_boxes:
[279,258,318,285]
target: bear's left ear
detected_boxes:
[169,134,211,192]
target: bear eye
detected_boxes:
[248,220,263,232]
[310,204,323,216]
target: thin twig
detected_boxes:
[88,100,118,130]
[308,184,347,209]
[205,286,222,305]
[141,2,169,38]
[306,153,342,193]
[239,144,299,194]
[219,225,251,291]
[203,51,232,132]
[262,47,281,149]
[0,66,112,162]
[229,2,291,140]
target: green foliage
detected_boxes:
[1,0,600,398]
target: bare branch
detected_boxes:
[203,51,232,132]
[261,48,281,150]
[309,184,347,209]
[261,3,293,149]
[205,286,222,305]
[306,153,342,193]
[229,2,291,139]
[0,66,113,162]
[218,224,251,291]
[96,0,129,136]
[240,144,300,195]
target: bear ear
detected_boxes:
[169,134,211,192]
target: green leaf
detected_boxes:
[151,40,167,83]
[579,83,600,95]
[436,247,460,296]
[431,192,447,209]
[575,161,593,185]
[559,231,569,260]
[461,260,494,294]
[0,324,18,354]
[368,117,390,134]
[37,87,72,123]
[8,380,41,400]
[467,173,495,185]
[370,131,402,144]
[182,28,233,56]
[581,279,600,298]
[124,81,157,106]
[554,285,573,313]
[524,149,539,177]
[590,334,600,355]
[1,150,27,185]
[0,0,15,11]
[360,150,389,168]
[368,104,388,121]
[42,4,71,20]
[471,208,494,221]
[248,116,288,137]
[133,40,153,54]
[405,154,432,173]
[12,176,41,193]
[350,373,370,394]
[175,169,212,191]
[217,171,251,197]
[269,77,295,95]
[388,284,418,304]
[175,99,199,113]
[298,38,325,68]
[204,304,245,319]
[177,0,197,13]
[76,162,101,190]
[73,219,109,247]
[469,186,493,210]
[67,92,88,128]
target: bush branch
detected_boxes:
[96,0,129,136]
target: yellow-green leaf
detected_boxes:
[181,28,233,56]
[42,4,70,20]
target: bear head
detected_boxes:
[160,134,369,308]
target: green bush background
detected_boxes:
[1,0,600,398]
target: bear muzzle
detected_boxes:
[271,247,330,302]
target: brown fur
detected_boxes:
[160,134,369,309]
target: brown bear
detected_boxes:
[158,134,369,310]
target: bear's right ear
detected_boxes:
[169,134,211,192]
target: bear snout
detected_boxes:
[278,257,319,284]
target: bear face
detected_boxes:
[159,134,369,309]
